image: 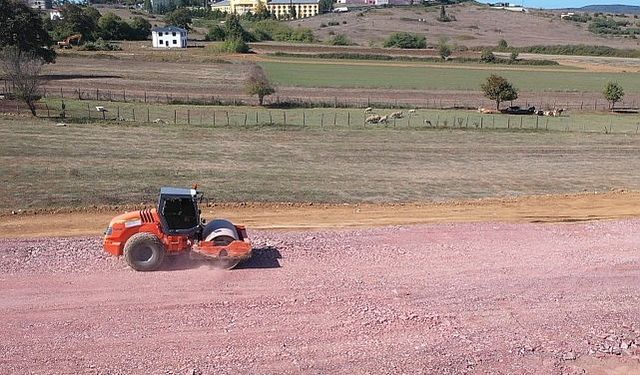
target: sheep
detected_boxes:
[553,108,565,117]
[378,115,389,124]
[408,109,416,114]
[390,111,403,119]
[424,120,432,126]
[95,106,108,112]
[153,118,167,124]
[364,107,373,113]
[477,107,498,114]
[365,115,381,124]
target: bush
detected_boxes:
[480,49,496,63]
[216,37,250,53]
[205,25,226,41]
[327,34,352,46]
[252,20,314,43]
[78,38,121,51]
[383,32,426,49]
[497,39,508,49]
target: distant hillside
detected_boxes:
[558,4,640,14]
[291,3,640,49]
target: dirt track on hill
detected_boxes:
[1,219,639,374]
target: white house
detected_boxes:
[151,26,188,48]
[48,9,62,20]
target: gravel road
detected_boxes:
[1,221,639,374]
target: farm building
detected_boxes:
[151,26,188,48]
[211,0,319,19]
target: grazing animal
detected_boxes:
[408,109,416,114]
[153,118,167,124]
[477,107,498,114]
[95,106,108,112]
[364,107,373,113]
[378,115,389,124]
[424,120,432,126]
[390,111,403,119]
[365,115,382,124]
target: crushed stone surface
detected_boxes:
[1,220,639,374]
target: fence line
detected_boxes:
[22,99,640,135]
[3,84,636,113]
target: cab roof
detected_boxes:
[160,187,195,197]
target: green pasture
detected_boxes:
[1,113,640,211]
[259,60,640,92]
[40,99,640,134]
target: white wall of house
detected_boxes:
[152,30,188,48]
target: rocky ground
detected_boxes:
[1,220,639,374]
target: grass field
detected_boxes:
[39,99,640,134]
[259,60,640,92]
[1,115,639,212]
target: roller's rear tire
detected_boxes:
[124,232,166,272]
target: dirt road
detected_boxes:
[2,192,639,239]
[1,219,639,374]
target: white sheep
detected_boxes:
[365,115,381,124]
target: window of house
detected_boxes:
[172,32,176,36]
[173,39,177,44]
[158,32,163,36]
[158,39,163,45]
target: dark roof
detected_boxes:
[152,26,188,33]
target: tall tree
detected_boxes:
[603,82,624,110]
[1,47,44,116]
[53,4,101,42]
[0,0,56,63]
[164,8,192,30]
[480,74,518,110]
[319,0,333,13]
[246,65,275,106]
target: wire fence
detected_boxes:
[3,83,637,113]
[24,99,640,135]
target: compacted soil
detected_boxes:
[1,219,639,374]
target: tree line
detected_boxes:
[44,4,152,42]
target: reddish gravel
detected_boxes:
[1,221,640,374]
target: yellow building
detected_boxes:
[211,0,320,19]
